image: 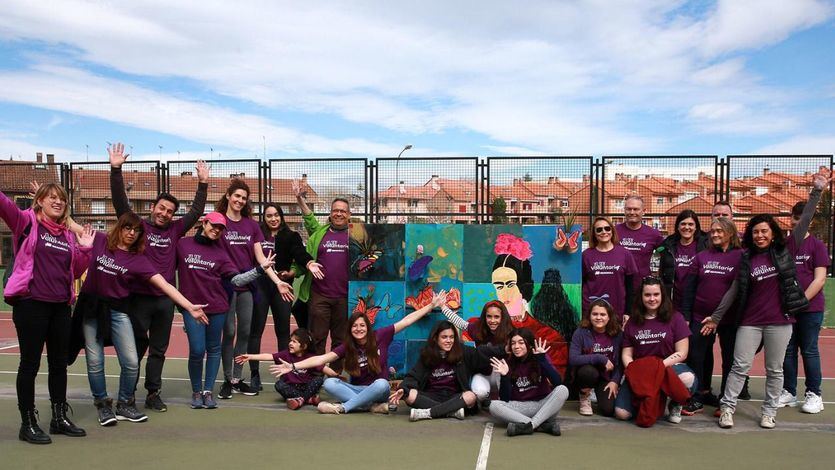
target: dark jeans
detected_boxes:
[130,294,175,393]
[13,299,71,411]
[783,312,823,396]
[249,281,292,375]
[686,319,716,394]
[308,290,347,372]
[573,364,616,417]
[275,376,325,401]
[717,324,737,395]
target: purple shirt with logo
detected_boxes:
[81,232,157,300]
[623,312,690,359]
[788,236,830,313]
[615,223,664,278]
[273,350,324,385]
[672,241,697,313]
[176,237,239,314]
[28,225,72,303]
[742,252,794,326]
[425,362,459,394]
[582,245,638,318]
[135,218,189,296]
[220,217,264,292]
[509,361,552,401]
[332,325,395,385]
[689,248,743,324]
[313,228,349,299]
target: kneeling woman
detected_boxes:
[489,329,568,436]
[614,277,694,425]
[79,213,206,425]
[394,320,493,421]
[569,299,623,417]
[177,212,277,409]
[272,290,448,414]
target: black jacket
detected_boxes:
[659,231,710,299]
[272,228,312,272]
[399,345,492,394]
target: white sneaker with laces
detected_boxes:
[760,415,776,429]
[777,389,797,408]
[718,407,734,429]
[801,391,824,414]
[667,403,682,424]
[410,408,431,421]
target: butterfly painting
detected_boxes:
[353,291,403,325]
[405,285,461,310]
[350,237,384,276]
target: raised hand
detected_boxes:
[533,337,551,355]
[196,160,210,183]
[812,166,832,191]
[261,250,276,270]
[490,357,510,376]
[28,181,40,198]
[430,289,448,309]
[77,224,95,248]
[292,179,303,199]
[108,142,128,168]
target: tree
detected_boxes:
[492,197,508,224]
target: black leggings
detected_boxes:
[13,299,71,411]
[573,364,616,417]
[409,389,469,418]
[248,282,292,375]
[687,320,716,393]
[274,376,325,401]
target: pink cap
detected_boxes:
[203,212,227,227]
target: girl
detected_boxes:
[441,300,513,400]
[1,183,92,444]
[489,329,569,436]
[569,299,622,417]
[271,290,448,414]
[246,203,321,391]
[615,277,694,425]
[717,169,829,429]
[79,213,206,426]
[680,216,742,414]
[216,179,293,399]
[582,217,638,321]
[393,320,493,421]
[659,209,709,313]
[237,328,336,409]
[176,212,276,409]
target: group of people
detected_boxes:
[1,144,829,443]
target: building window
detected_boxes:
[560,199,569,208]
[91,201,105,214]
[91,221,107,231]
[614,200,624,210]
[656,197,664,205]
[408,199,419,208]
[14,196,33,210]
[523,203,532,211]
[458,205,467,213]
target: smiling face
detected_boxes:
[436,328,456,353]
[202,220,225,240]
[678,217,696,241]
[150,198,176,227]
[752,221,773,249]
[350,316,369,342]
[710,221,731,249]
[712,204,733,219]
[492,266,524,318]
[589,305,610,333]
[624,197,644,225]
[264,206,282,231]
[37,189,68,222]
[484,306,503,332]
[330,200,350,229]
[593,220,613,244]
[642,284,662,313]
[510,334,528,358]
[226,189,249,214]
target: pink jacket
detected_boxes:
[1,193,91,305]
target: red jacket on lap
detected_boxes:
[625,356,690,427]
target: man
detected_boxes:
[711,200,733,220]
[109,142,209,412]
[293,180,346,371]
[615,195,664,278]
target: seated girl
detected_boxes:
[569,299,623,417]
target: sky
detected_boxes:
[0,0,834,163]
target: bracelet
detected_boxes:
[292,363,297,371]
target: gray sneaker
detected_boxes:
[115,400,148,423]
[202,391,218,409]
[190,392,204,409]
[94,398,117,427]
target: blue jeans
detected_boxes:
[322,377,390,413]
[783,312,823,396]
[84,310,138,403]
[184,312,226,394]
[615,363,697,417]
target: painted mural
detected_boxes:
[348,223,582,378]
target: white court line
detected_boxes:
[0,344,19,351]
[475,423,493,470]
[0,370,191,382]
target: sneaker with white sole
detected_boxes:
[115,400,148,423]
[449,408,465,420]
[202,391,218,409]
[190,392,204,409]
[589,389,598,403]
[369,402,389,414]
[760,415,776,429]
[94,398,117,427]
[777,389,797,408]
[578,391,593,416]
[718,407,734,428]
[667,402,682,424]
[317,402,345,415]
[801,391,824,414]
[410,408,431,421]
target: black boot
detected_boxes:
[50,401,86,437]
[19,408,52,444]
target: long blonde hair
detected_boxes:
[31,183,70,225]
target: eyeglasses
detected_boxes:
[122,226,143,234]
[594,226,612,234]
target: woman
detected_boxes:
[393,320,493,421]
[680,216,742,414]
[717,170,828,429]
[216,179,293,398]
[582,217,638,321]
[271,290,448,414]
[569,299,622,417]
[441,300,513,400]
[79,213,207,426]
[177,212,275,409]
[1,183,92,444]
[489,329,568,436]
[659,209,709,313]
[615,277,694,426]
[246,203,320,391]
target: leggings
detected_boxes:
[249,281,292,376]
[275,376,325,401]
[489,385,569,428]
[687,319,716,394]
[573,364,616,416]
[409,389,471,419]
[221,291,254,381]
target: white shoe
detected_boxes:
[718,407,734,429]
[801,392,824,414]
[589,389,598,404]
[759,415,776,429]
[667,403,682,424]
[409,408,431,422]
[777,390,797,408]
[449,408,465,420]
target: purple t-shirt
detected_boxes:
[689,249,743,324]
[332,325,395,385]
[220,217,264,292]
[671,241,697,313]
[260,236,275,255]
[425,362,459,394]
[176,237,239,314]
[589,331,618,382]
[582,245,638,318]
[313,228,349,299]
[81,232,157,300]
[623,312,690,359]
[509,361,552,401]
[135,218,188,296]
[742,252,794,326]
[273,350,324,385]
[616,223,664,278]
[28,225,72,303]
[788,236,830,313]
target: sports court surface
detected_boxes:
[1,312,834,469]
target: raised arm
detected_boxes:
[108,142,133,217]
[179,160,210,233]
[792,168,829,246]
[292,179,313,216]
[0,190,26,231]
[440,306,469,330]
[393,289,447,334]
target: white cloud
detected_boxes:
[754,135,835,155]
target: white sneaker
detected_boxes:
[409,408,431,422]
[718,407,734,429]
[760,415,776,429]
[667,403,682,424]
[589,389,598,404]
[801,392,824,414]
[777,390,797,408]
[449,408,465,420]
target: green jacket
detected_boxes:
[296,212,332,303]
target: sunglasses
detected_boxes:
[594,226,612,234]
[641,275,661,284]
